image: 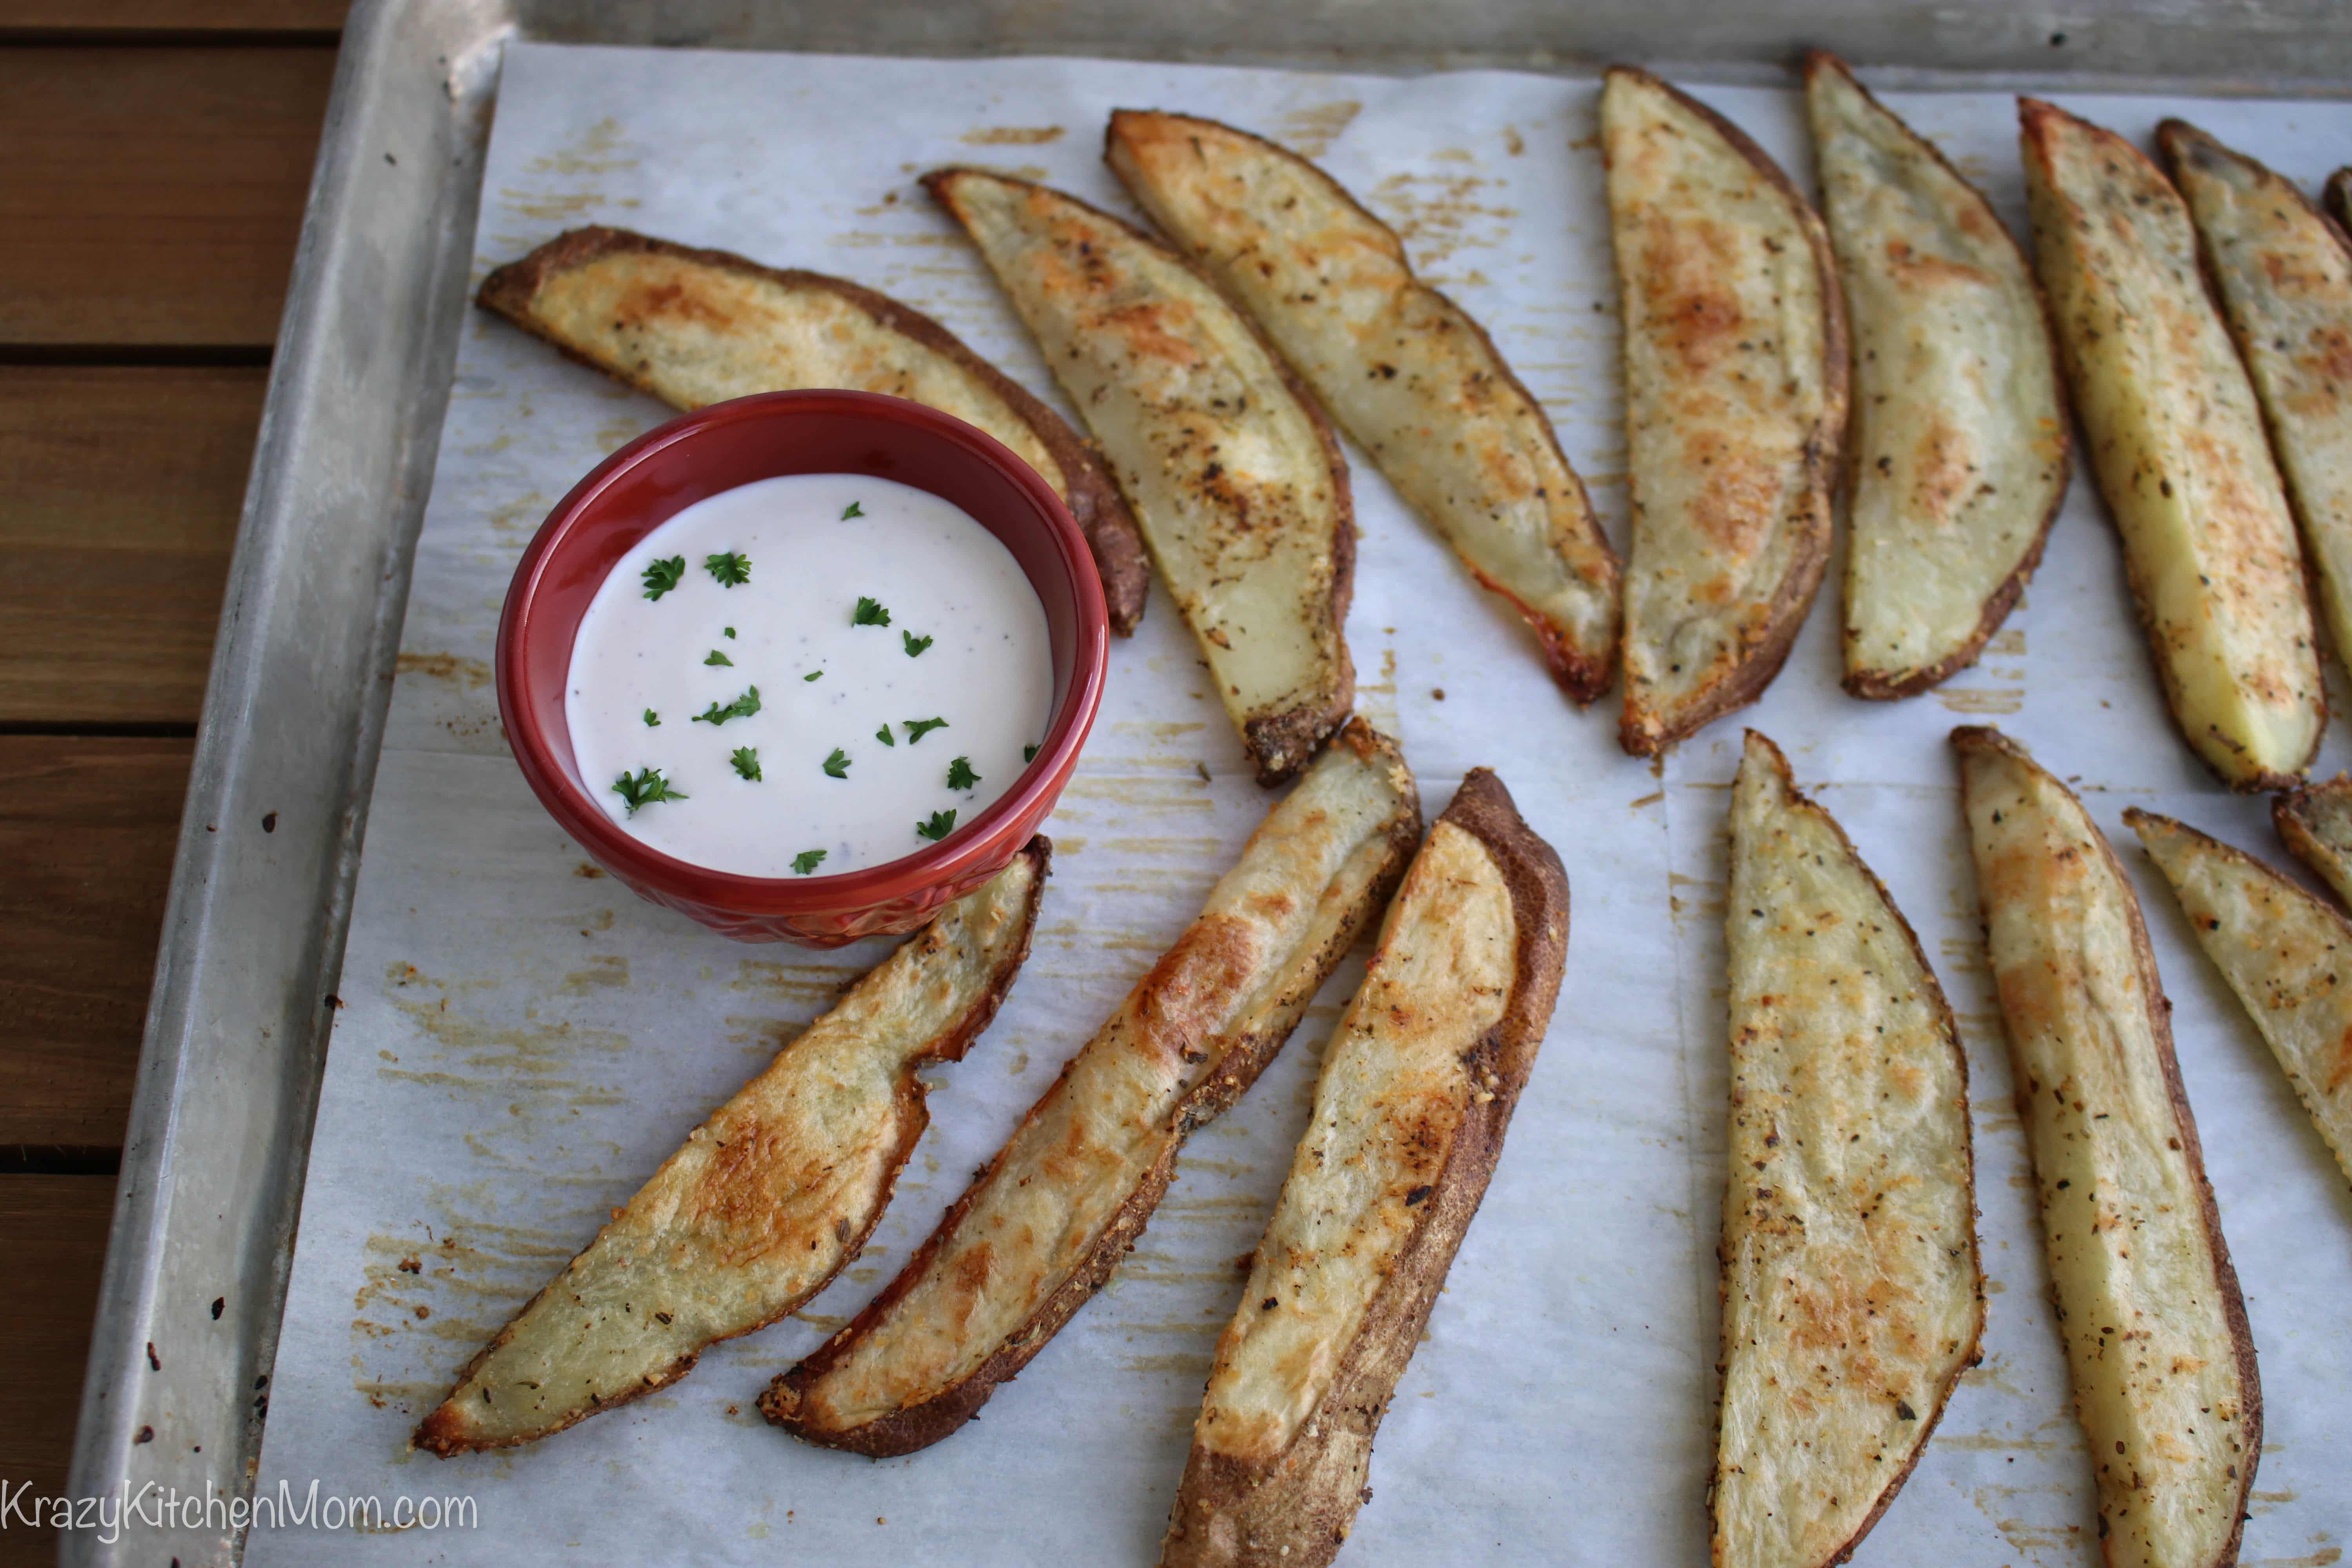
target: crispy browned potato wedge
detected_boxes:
[2274,773,2352,909]
[2330,169,2352,233]
[2020,100,2325,790]
[2129,808,2352,1188]
[926,168,1356,784]
[1713,731,1983,1568]
[475,226,1149,634]
[412,841,1049,1456]
[1158,769,1567,1568]
[759,722,1419,1455]
[1105,109,1623,701]
[2161,121,2352,687]
[1805,54,2069,699]
[1602,66,1848,757]
[1955,726,2260,1568]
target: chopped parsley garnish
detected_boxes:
[730,747,762,781]
[853,596,892,628]
[947,756,980,791]
[903,716,949,744]
[902,631,933,658]
[612,766,686,816]
[691,685,762,725]
[1024,742,1040,762]
[803,670,822,682]
[875,724,895,747]
[822,747,851,779]
[842,501,864,519]
[916,809,957,842]
[723,626,736,639]
[792,849,827,875]
[644,709,660,728]
[641,556,686,600]
[704,551,751,587]
[703,649,733,666]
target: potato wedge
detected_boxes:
[1105,109,1623,701]
[412,841,1049,1456]
[1159,769,1568,1568]
[2273,773,2352,909]
[1602,66,1847,756]
[2330,169,2352,235]
[1714,731,1983,1568]
[475,226,1149,634]
[2160,121,2352,688]
[2129,808,2352,1187]
[1955,726,2260,1568]
[1806,54,2069,699]
[926,168,1356,784]
[2020,100,2325,789]
[760,722,1419,1455]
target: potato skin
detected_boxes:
[1604,66,1847,757]
[1158,770,1568,1568]
[475,226,1149,635]
[2273,773,2352,911]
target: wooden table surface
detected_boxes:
[0,5,346,1561]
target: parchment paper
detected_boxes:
[247,41,2352,1565]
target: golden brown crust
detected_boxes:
[412,839,1050,1457]
[1158,770,1568,1568]
[1605,66,1848,757]
[922,169,1357,784]
[2330,169,2352,236]
[760,723,1417,1455]
[1805,53,2070,703]
[475,225,1151,635]
[1951,726,2262,1568]
[1106,108,1621,703]
[2272,773,2352,911]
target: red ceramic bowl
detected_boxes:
[496,390,1107,947]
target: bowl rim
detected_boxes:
[494,388,1108,916]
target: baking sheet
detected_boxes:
[246,41,2352,1564]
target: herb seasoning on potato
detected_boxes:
[2274,773,2352,910]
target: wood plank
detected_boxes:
[0,366,260,724]
[0,0,343,30]
[0,1175,117,1568]
[0,46,338,346]
[0,738,192,1151]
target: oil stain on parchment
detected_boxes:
[1276,100,1361,158]
[1366,168,1517,272]
[961,125,1065,145]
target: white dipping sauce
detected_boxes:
[564,474,1054,878]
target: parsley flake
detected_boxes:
[822,747,851,779]
[803,670,822,682]
[916,809,958,842]
[612,767,686,816]
[853,596,892,628]
[903,716,949,744]
[730,747,762,781]
[641,556,686,600]
[842,501,864,519]
[902,631,934,658]
[792,849,828,875]
[704,649,733,666]
[723,626,737,639]
[704,551,751,587]
[947,756,980,791]
[691,685,762,726]
[876,724,895,747]
[644,709,661,728]
[1024,742,1040,762]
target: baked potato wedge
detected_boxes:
[1806,54,2069,699]
[2160,120,2352,686]
[1955,726,2260,1568]
[475,226,1148,634]
[1105,109,1622,701]
[926,167,1356,784]
[760,722,1419,1455]
[1713,731,1983,1568]
[2020,100,2325,789]
[1602,66,1847,756]
[413,841,1049,1456]
[1159,769,1568,1568]
[2129,808,2352,1187]
[2273,773,2352,909]
[2330,169,2352,235]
